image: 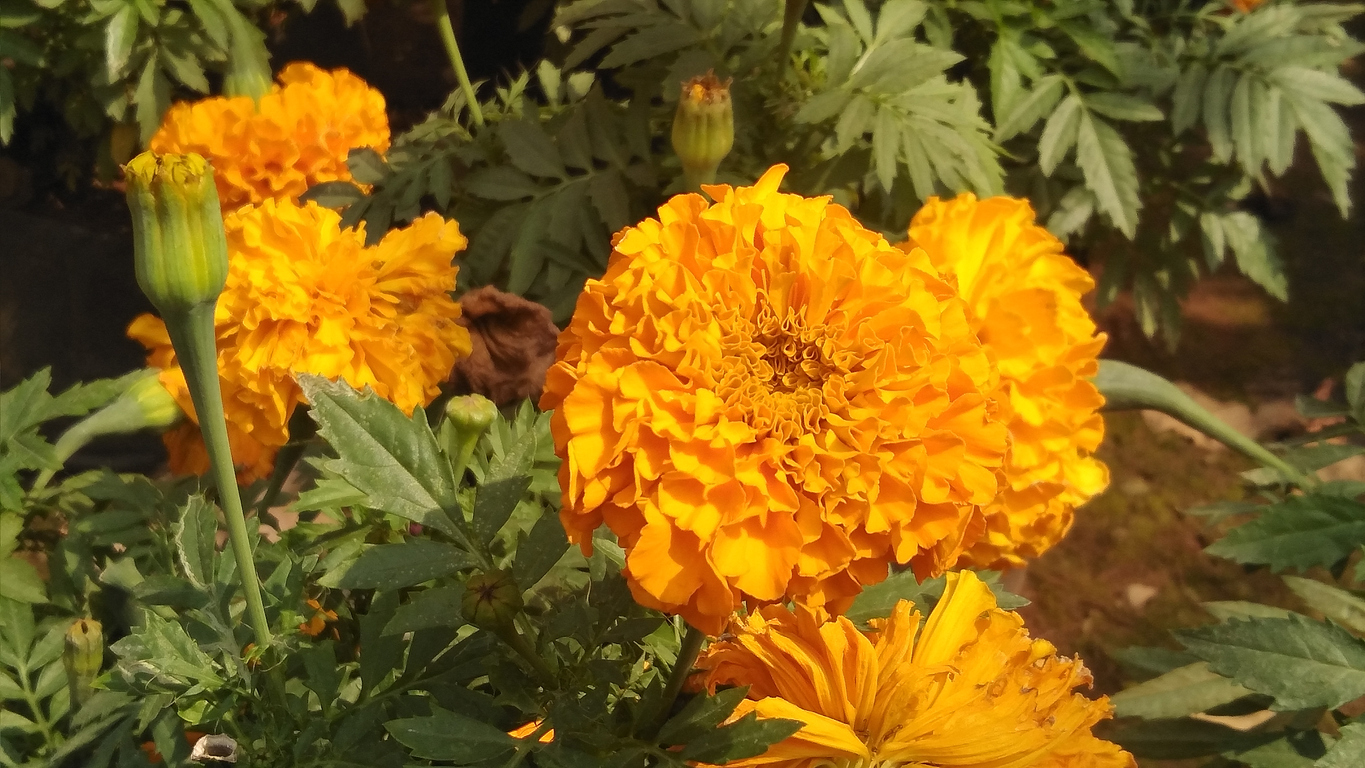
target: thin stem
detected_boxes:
[778,0,809,73]
[430,0,484,126]
[643,625,705,739]
[165,304,274,656]
[496,624,557,685]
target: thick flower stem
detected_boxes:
[165,304,274,654]
[644,625,705,738]
[1095,360,1315,487]
[496,624,557,685]
[431,0,484,127]
[778,0,809,71]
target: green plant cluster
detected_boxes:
[1106,361,1365,768]
[308,0,1361,339]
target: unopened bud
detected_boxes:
[64,619,103,708]
[125,152,229,316]
[672,72,734,190]
[443,394,498,481]
[462,569,523,630]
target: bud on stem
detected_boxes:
[672,73,734,191]
[124,151,275,671]
[443,394,499,482]
[63,619,103,709]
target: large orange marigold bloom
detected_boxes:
[695,571,1135,768]
[540,165,1009,635]
[903,194,1108,569]
[149,62,390,210]
[128,199,471,482]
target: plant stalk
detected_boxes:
[165,304,273,653]
[496,624,557,684]
[778,0,809,72]
[430,0,484,126]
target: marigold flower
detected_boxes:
[541,165,1008,635]
[694,571,1135,768]
[149,62,390,210]
[129,199,472,482]
[903,194,1108,569]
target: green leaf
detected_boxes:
[300,375,459,537]
[678,711,804,763]
[659,687,748,746]
[1204,601,1293,622]
[872,106,898,192]
[1205,494,1365,572]
[513,512,569,589]
[299,181,366,210]
[1085,92,1163,122]
[293,475,367,512]
[1283,576,1365,634]
[1269,66,1365,106]
[1317,722,1365,768]
[1345,362,1365,425]
[104,4,138,77]
[383,584,466,636]
[588,169,631,232]
[1176,614,1365,710]
[472,476,533,545]
[0,558,45,603]
[384,707,517,762]
[795,89,853,124]
[599,22,703,69]
[1231,74,1256,171]
[1060,22,1121,76]
[995,74,1064,142]
[173,495,216,588]
[337,540,479,590]
[1111,662,1255,719]
[466,166,540,201]
[359,590,401,694]
[1204,65,1238,164]
[134,54,169,144]
[1038,94,1081,175]
[347,147,389,185]
[500,120,567,180]
[1173,63,1208,134]
[1075,111,1139,238]
[1231,731,1329,768]
[1221,211,1287,300]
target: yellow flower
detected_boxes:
[129,199,471,482]
[540,165,1008,635]
[149,62,390,210]
[694,571,1135,768]
[903,194,1108,569]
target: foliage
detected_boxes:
[1109,361,1365,768]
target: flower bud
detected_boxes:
[445,394,499,434]
[462,569,523,630]
[63,619,103,708]
[672,72,734,190]
[124,152,229,316]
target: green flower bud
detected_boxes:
[672,72,734,190]
[63,619,103,708]
[125,152,229,316]
[442,394,498,481]
[463,569,523,630]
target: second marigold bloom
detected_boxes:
[149,63,390,210]
[540,165,1009,635]
[695,571,1135,768]
[129,199,472,482]
[904,194,1109,569]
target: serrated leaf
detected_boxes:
[678,711,804,763]
[1231,74,1257,172]
[472,476,533,545]
[500,120,567,180]
[1113,718,1276,759]
[1173,63,1208,134]
[299,181,366,210]
[347,147,389,185]
[833,94,875,151]
[1221,211,1287,300]
[466,166,540,201]
[1205,601,1294,622]
[658,687,748,746]
[300,375,459,537]
[104,4,137,77]
[1204,66,1237,164]
[337,540,478,590]
[795,89,853,124]
[995,74,1064,142]
[588,169,630,232]
[1317,722,1365,768]
[1111,662,1255,719]
[384,707,517,762]
[513,512,569,589]
[1085,92,1163,122]
[1269,66,1365,106]
[173,495,216,588]
[1283,576,1365,634]
[1176,614,1365,710]
[383,584,465,636]
[599,22,703,69]
[1075,111,1140,238]
[1205,494,1365,572]
[872,106,898,192]
[1038,94,1081,175]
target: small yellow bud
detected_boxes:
[672,72,734,190]
[124,152,229,316]
[462,569,523,630]
[63,619,103,708]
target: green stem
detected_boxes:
[430,0,484,126]
[777,0,809,72]
[164,304,274,656]
[643,625,705,739]
[496,624,557,685]
[1095,360,1315,488]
